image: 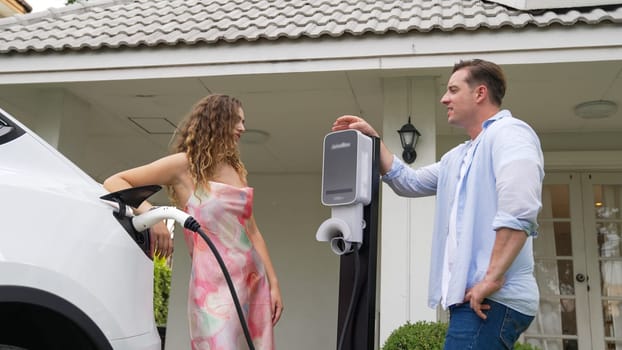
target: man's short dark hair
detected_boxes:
[453,59,506,106]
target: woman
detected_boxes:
[103,94,282,350]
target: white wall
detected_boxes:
[252,174,340,349]
[164,229,191,349]
[378,77,439,346]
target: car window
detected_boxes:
[0,111,25,145]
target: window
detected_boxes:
[0,111,25,145]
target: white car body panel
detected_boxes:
[0,107,160,349]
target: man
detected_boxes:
[332,59,544,349]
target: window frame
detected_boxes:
[0,111,25,145]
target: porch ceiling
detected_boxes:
[0,60,621,200]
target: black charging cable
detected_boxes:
[183,216,255,350]
[337,244,362,350]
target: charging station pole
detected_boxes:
[336,136,380,350]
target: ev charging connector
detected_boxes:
[316,129,372,255]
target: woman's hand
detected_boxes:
[150,220,174,258]
[271,283,283,325]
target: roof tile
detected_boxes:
[0,0,620,53]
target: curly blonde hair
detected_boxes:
[169,94,247,202]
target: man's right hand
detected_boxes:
[332,115,380,138]
[333,115,397,175]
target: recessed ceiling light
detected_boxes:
[574,100,618,119]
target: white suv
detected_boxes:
[0,107,160,350]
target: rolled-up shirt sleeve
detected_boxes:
[491,124,544,236]
[382,155,439,197]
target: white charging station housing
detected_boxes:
[316,130,372,255]
[321,129,372,207]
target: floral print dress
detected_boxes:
[183,181,274,350]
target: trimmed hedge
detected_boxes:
[382,321,447,350]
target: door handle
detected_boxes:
[576,273,587,283]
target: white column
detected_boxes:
[165,228,192,350]
[29,89,89,167]
[32,89,64,148]
[56,93,89,166]
[378,77,438,346]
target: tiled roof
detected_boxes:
[1,0,621,53]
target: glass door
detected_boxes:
[524,173,587,350]
[583,173,622,350]
[523,173,622,350]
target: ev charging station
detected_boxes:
[316,130,380,350]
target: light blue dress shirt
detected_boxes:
[382,109,544,316]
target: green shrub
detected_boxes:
[514,342,541,350]
[153,255,172,326]
[382,321,448,350]
[382,320,541,350]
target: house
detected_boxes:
[1,0,622,349]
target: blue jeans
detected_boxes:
[444,299,534,350]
